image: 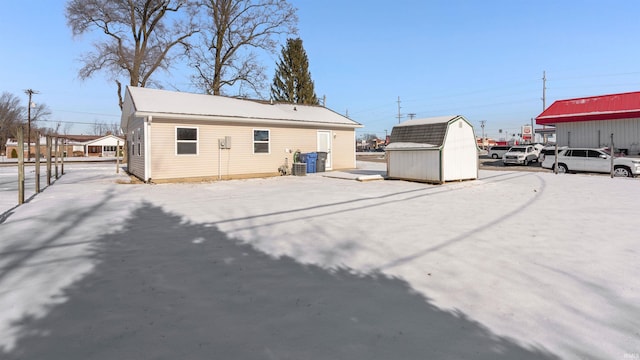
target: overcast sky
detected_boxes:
[2,0,640,139]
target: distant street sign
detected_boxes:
[522,125,533,141]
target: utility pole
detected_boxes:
[542,71,547,111]
[17,127,24,204]
[408,113,416,120]
[541,71,548,142]
[24,89,38,161]
[480,120,486,149]
[397,96,402,124]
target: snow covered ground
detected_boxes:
[0,162,638,359]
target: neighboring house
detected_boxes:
[82,134,125,157]
[120,86,363,182]
[5,134,124,158]
[536,91,640,155]
[386,115,478,184]
[5,136,49,158]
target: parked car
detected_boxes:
[502,144,542,166]
[541,147,640,177]
[538,146,566,162]
[488,145,512,159]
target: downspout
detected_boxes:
[144,116,152,182]
[353,130,357,169]
[439,147,444,184]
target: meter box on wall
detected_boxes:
[218,136,232,149]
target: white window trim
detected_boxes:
[130,130,135,157]
[175,126,199,156]
[253,129,270,154]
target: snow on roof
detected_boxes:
[393,115,460,127]
[82,134,125,145]
[389,115,467,147]
[122,87,362,128]
[536,91,640,125]
[385,142,439,150]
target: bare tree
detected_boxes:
[0,92,24,155]
[91,120,122,136]
[66,0,199,109]
[0,92,50,156]
[359,133,380,142]
[29,103,52,130]
[190,0,298,97]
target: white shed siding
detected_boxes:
[556,118,640,155]
[387,150,441,182]
[387,115,478,183]
[442,119,478,181]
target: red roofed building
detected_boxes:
[536,91,640,155]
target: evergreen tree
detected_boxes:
[271,38,318,105]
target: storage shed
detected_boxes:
[386,115,478,184]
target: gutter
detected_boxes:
[132,111,363,129]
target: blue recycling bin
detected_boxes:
[300,152,317,174]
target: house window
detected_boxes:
[253,129,270,154]
[176,127,198,155]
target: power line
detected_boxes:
[52,109,120,117]
[37,119,119,126]
[346,70,640,120]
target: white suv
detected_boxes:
[541,148,640,177]
[488,145,512,159]
[502,145,541,166]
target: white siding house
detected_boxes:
[386,115,478,184]
[120,87,362,182]
[83,134,125,157]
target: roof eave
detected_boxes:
[134,111,364,129]
[536,110,640,125]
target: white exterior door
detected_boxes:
[317,131,332,170]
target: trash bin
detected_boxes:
[301,152,317,174]
[316,151,327,172]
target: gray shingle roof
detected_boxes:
[389,115,463,147]
[121,87,362,129]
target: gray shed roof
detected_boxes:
[389,115,465,147]
[121,87,362,129]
